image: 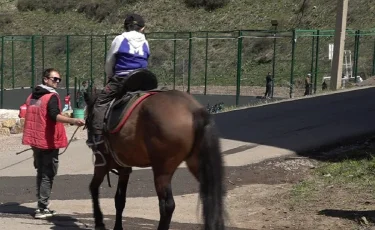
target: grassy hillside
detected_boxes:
[0,0,374,97]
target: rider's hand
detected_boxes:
[73,118,85,127]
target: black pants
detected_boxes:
[33,147,59,209]
[265,84,271,97]
[304,84,311,96]
[92,76,128,134]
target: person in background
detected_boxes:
[19,102,27,118]
[63,93,71,112]
[322,80,327,90]
[22,68,85,219]
[264,72,273,99]
[304,73,312,96]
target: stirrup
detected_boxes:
[92,150,107,167]
[86,135,104,148]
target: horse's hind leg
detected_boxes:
[90,166,108,230]
[185,153,199,181]
[113,167,132,230]
[153,170,175,230]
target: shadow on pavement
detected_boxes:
[214,87,375,160]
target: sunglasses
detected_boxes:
[49,77,61,83]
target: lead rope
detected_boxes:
[16,126,81,155]
[59,126,81,155]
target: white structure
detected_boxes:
[325,44,362,86]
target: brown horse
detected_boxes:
[83,87,225,230]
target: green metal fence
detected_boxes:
[1,29,375,108]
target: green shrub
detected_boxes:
[43,0,76,14]
[16,0,40,11]
[0,14,13,26]
[184,0,229,10]
[17,0,117,22]
[77,0,116,23]
[17,0,76,13]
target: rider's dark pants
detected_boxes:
[33,147,59,209]
[92,76,128,135]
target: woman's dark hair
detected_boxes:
[125,24,143,32]
[124,13,145,32]
[42,68,58,85]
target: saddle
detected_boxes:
[103,69,168,134]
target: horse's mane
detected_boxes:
[83,92,97,107]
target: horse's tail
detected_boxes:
[192,108,225,230]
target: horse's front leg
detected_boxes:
[113,167,132,230]
[90,165,108,230]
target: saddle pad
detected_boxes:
[106,92,157,134]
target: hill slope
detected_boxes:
[0,0,373,97]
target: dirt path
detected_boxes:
[225,154,375,230]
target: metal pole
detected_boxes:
[1,36,4,108]
[11,36,14,89]
[290,30,296,98]
[74,77,77,108]
[310,32,315,93]
[352,31,358,81]
[42,36,45,71]
[314,30,320,94]
[78,78,81,108]
[204,32,209,95]
[271,25,277,98]
[90,35,93,87]
[66,35,70,94]
[236,30,243,106]
[187,32,192,93]
[104,35,107,86]
[372,39,375,76]
[353,30,360,83]
[173,33,176,90]
[31,35,35,89]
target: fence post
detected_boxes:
[104,35,107,86]
[90,36,94,86]
[353,30,360,83]
[74,77,77,108]
[314,30,320,94]
[173,33,176,90]
[271,29,277,98]
[66,35,70,94]
[236,30,243,106]
[11,36,14,89]
[1,36,4,109]
[42,36,45,72]
[290,29,296,98]
[187,32,192,93]
[31,35,35,89]
[310,32,315,91]
[204,32,209,95]
[90,35,93,87]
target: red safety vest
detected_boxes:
[22,93,68,149]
